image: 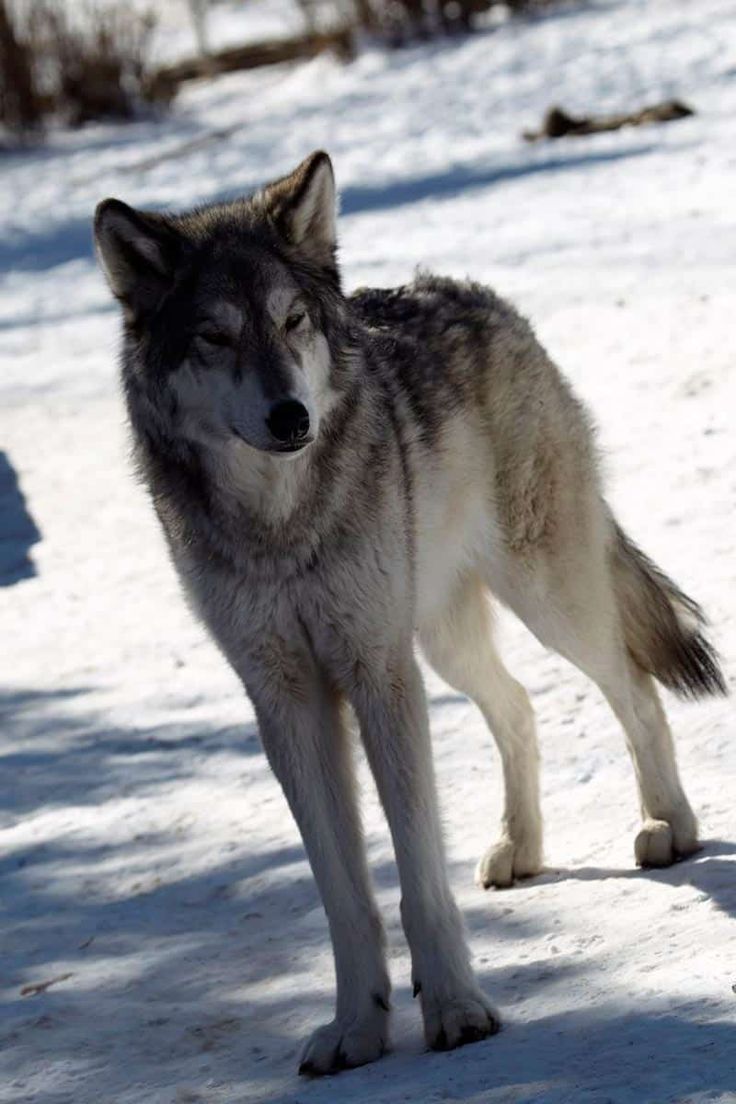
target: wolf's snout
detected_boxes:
[267,400,311,445]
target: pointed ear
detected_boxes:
[94,199,180,315]
[262,151,337,267]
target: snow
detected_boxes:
[1,1,735,1101]
[147,0,313,66]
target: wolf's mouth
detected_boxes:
[272,438,314,455]
[230,425,314,455]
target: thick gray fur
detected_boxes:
[94,150,725,1076]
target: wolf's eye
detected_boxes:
[284,310,306,333]
[197,331,232,348]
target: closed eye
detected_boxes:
[284,310,307,333]
[197,331,233,348]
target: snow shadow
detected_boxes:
[533,841,736,923]
[338,144,656,218]
[0,845,577,1102]
[0,141,658,279]
[0,119,169,174]
[0,682,560,1102]
[0,215,96,274]
[2,683,734,1102]
[0,451,41,586]
[285,1006,736,1104]
[0,685,262,824]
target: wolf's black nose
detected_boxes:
[267,400,310,444]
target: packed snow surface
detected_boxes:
[1,1,734,1101]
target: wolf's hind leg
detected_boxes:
[418,573,543,889]
[598,658,699,866]
[498,546,699,869]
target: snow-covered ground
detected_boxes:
[1,1,735,1101]
[147,0,311,66]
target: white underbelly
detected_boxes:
[413,444,499,627]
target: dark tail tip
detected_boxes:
[611,520,727,700]
[661,627,728,700]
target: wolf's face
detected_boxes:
[161,247,333,456]
[94,152,345,458]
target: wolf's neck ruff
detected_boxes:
[137,349,393,584]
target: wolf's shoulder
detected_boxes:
[349,272,533,445]
[349,270,523,338]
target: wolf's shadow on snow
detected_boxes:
[524,839,736,925]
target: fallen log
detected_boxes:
[522,99,694,142]
[145,27,355,100]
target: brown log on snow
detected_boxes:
[145,27,355,101]
[522,100,695,142]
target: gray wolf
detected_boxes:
[94,151,725,1075]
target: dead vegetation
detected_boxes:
[0,0,42,135]
[0,0,597,139]
[0,0,159,138]
[20,973,74,997]
[147,25,355,102]
[342,0,560,46]
[150,0,560,97]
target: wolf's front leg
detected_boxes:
[253,678,390,1075]
[353,655,500,1051]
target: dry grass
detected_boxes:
[0,0,159,137]
[342,0,563,45]
[0,0,42,135]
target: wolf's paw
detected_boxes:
[475,836,543,889]
[298,1003,388,1076]
[634,816,701,868]
[421,987,501,1052]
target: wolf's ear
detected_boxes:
[94,199,180,314]
[262,151,337,267]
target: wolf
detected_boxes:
[94,150,725,1075]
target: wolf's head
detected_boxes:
[95,152,352,459]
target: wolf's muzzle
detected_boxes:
[267,400,311,448]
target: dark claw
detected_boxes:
[458,1023,486,1046]
[433,1026,449,1051]
[298,1060,317,1077]
[373,992,390,1012]
[412,979,422,998]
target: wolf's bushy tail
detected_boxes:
[610,522,726,699]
